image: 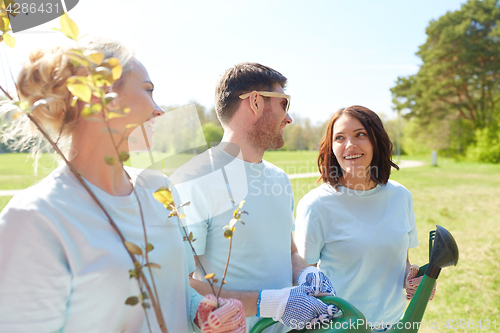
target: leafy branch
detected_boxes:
[153,187,247,308]
[0,13,168,333]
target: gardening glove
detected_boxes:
[196,294,246,333]
[258,286,338,330]
[404,264,436,301]
[297,266,336,297]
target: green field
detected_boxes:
[0,151,499,331]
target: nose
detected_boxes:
[284,113,292,125]
[153,101,165,118]
[345,137,356,149]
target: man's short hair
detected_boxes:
[215,62,287,125]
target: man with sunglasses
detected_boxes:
[172,63,337,332]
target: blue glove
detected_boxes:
[258,286,336,330]
[297,266,336,297]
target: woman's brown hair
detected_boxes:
[317,105,399,188]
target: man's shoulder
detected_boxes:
[261,160,289,178]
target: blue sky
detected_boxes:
[1,0,467,123]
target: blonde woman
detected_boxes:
[0,37,245,333]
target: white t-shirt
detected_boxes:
[171,147,294,333]
[0,165,196,333]
[295,180,418,326]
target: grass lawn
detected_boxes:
[0,151,499,330]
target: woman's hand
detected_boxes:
[196,294,246,333]
[405,264,436,300]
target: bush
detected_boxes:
[465,125,500,163]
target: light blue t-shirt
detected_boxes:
[0,165,197,333]
[295,180,418,327]
[172,146,295,333]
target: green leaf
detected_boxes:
[60,12,79,40]
[125,296,139,306]
[168,211,177,218]
[119,151,130,162]
[15,101,30,111]
[88,52,105,65]
[146,243,154,253]
[153,186,175,208]
[144,262,161,269]
[81,104,102,118]
[224,229,233,239]
[128,269,137,279]
[124,241,143,255]
[67,83,91,103]
[142,302,151,309]
[238,200,245,209]
[104,156,116,166]
[140,291,149,300]
[2,33,14,48]
[188,232,194,241]
[125,124,140,129]
[212,278,219,283]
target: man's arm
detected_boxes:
[189,277,259,316]
[291,234,309,285]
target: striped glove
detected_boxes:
[297,266,336,297]
[405,264,436,301]
[258,286,337,330]
[196,294,246,333]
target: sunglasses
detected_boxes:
[239,91,291,113]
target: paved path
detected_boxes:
[0,160,425,197]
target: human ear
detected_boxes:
[248,91,262,116]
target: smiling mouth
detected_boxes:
[344,154,363,160]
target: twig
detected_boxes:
[217,236,232,301]
[0,83,13,100]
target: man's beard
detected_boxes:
[248,103,284,151]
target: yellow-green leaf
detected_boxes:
[125,296,139,306]
[168,211,177,218]
[212,278,219,283]
[153,186,174,207]
[0,17,9,32]
[223,229,233,239]
[67,83,91,103]
[238,200,245,209]
[205,273,215,280]
[124,241,143,256]
[102,57,122,80]
[108,111,126,119]
[188,232,194,241]
[70,95,78,107]
[146,243,154,253]
[104,156,116,166]
[144,262,161,269]
[88,52,105,65]
[119,151,130,162]
[178,213,186,219]
[125,124,139,129]
[2,33,15,48]
[60,12,79,40]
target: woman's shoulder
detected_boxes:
[298,183,336,207]
[7,165,75,205]
[384,180,412,197]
